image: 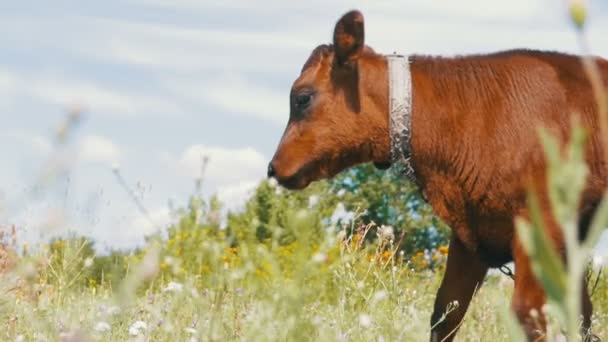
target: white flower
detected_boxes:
[14,335,25,342]
[129,321,147,336]
[163,281,183,293]
[358,314,372,327]
[308,195,320,208]
[94,321,111,332]
[84,257,94,268]
[184,327,197,335]
[592,255,605,269]
[373,290,388,303]
[377,225,394,242]
[312,252,327,263]
[330,203,355,226]
[268,178,278,187]
[336,189,346,197]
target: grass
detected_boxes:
[1,218,606,342]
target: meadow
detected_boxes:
[0,167,607,341]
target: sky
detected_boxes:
[1,0,608,252]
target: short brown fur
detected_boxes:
[268,10,608,341]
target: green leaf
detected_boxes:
[515,192,567,307]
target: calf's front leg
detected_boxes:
[430,235,489,342]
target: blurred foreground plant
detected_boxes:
[513,123,607,341]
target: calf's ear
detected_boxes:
[333,10,365,66]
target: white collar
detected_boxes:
[386,54,415,179]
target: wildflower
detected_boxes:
[377,225,394,242]
[15,335,25,342]
[330,203,355,226]
[84,257,94,268]
[312,252,327,264]
[569,0,587,29]
[592,255,605,269]
[358,314,372,327]
[163,281,183,293]
[268,178,278,187]
[128,321,147,336]
[94,321,111,332]
[336,189,346,197]
[308,195,320,208]
[438,245,449,255]
[373,290,388,303]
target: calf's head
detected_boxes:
[268,10,391,189]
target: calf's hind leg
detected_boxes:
[430,235,489,342]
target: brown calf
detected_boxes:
[268,10,608,341]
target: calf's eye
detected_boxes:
[295,94,312,109]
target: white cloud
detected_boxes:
[94,206,173,250]
[79,135,122,164]
[0,68,180,117]
[168,74,287,125]
[178,145,267,186]
[29,77,180,117]
[1,131,53,156]
[216,180,259,212]
[62,16,314,74]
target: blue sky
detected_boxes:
[1,0,608,251]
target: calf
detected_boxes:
[268,10,608,341]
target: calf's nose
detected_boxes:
[267,162,276,178]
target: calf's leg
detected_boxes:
[512,239,547,341]
[430,235,488,342]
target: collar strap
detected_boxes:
[386,54,415,179]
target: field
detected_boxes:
[1,201,607,341]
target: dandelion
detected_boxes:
[94,321,111,332]
[377,225,394,242]
[129,321,147,336]
[163,281,183,293]
[358,314,372,327]
[83,257,94,268]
